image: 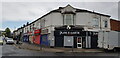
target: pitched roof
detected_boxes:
[29,4,111,25]
[16,4,111,31]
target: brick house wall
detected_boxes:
[110,19,120,31]
[118,20,120,31]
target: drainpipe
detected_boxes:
[103,31,104,48]
[86,31,88,48]
[100,15,104,48]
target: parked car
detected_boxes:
[5,38,14,44]
[5,37,8,41]
[0,37,3,45]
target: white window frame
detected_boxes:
[104,20,108,28]
[64,14,74,25]
[92,18,99,27]
[40,19,45,28]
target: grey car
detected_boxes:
[6,38,14,44]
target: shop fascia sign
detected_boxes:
[24,33,28,35]
[60,31,80,35]
[93,32,98,35]
[41,29,48,34]
[66,25,71,30]
[59,25,80,35]
[28,32,32,35]
[34,29,40,34]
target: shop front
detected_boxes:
[41,34,49,46]
[54,25,98,48]
[23,33,29,42]
[28,32,33,44]
[33,29,41,45]
[40,29,49,46]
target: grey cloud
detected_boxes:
[1,0,120,2]
[70,2,118,19]
[0,2,2,28]
[2,2,118,22]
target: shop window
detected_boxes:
[64,14,74,25]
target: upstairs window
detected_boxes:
[30,25,31,31]
[40,19,45,28]
[104,20,108,28]
[64,14,74,25]
[92,18,99,27]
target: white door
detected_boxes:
[77,37,82,48]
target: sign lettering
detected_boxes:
[60,31,80,35]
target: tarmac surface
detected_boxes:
[15,42,104,52]
[1,41,120,58]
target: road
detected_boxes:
[1,43,120,58]
[2,44,56,56]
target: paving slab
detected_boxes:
[14,42,104,52]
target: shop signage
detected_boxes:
[28,32,32,35]
[60,31,80,35]
[24,33,28,35]
[34,29,41,34]
[67,25,71,30]
[93,32,98,35]
[41,29,48,34]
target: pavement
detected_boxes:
[14,42,104,53]
[1,40,120,58]
[2,41,120,57]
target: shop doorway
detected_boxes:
[77,37,82,48]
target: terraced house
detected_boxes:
[13,5,111,49]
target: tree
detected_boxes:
[5,28,11,37]
[2,32,6,36]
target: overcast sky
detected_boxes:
[0,0,120,32]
